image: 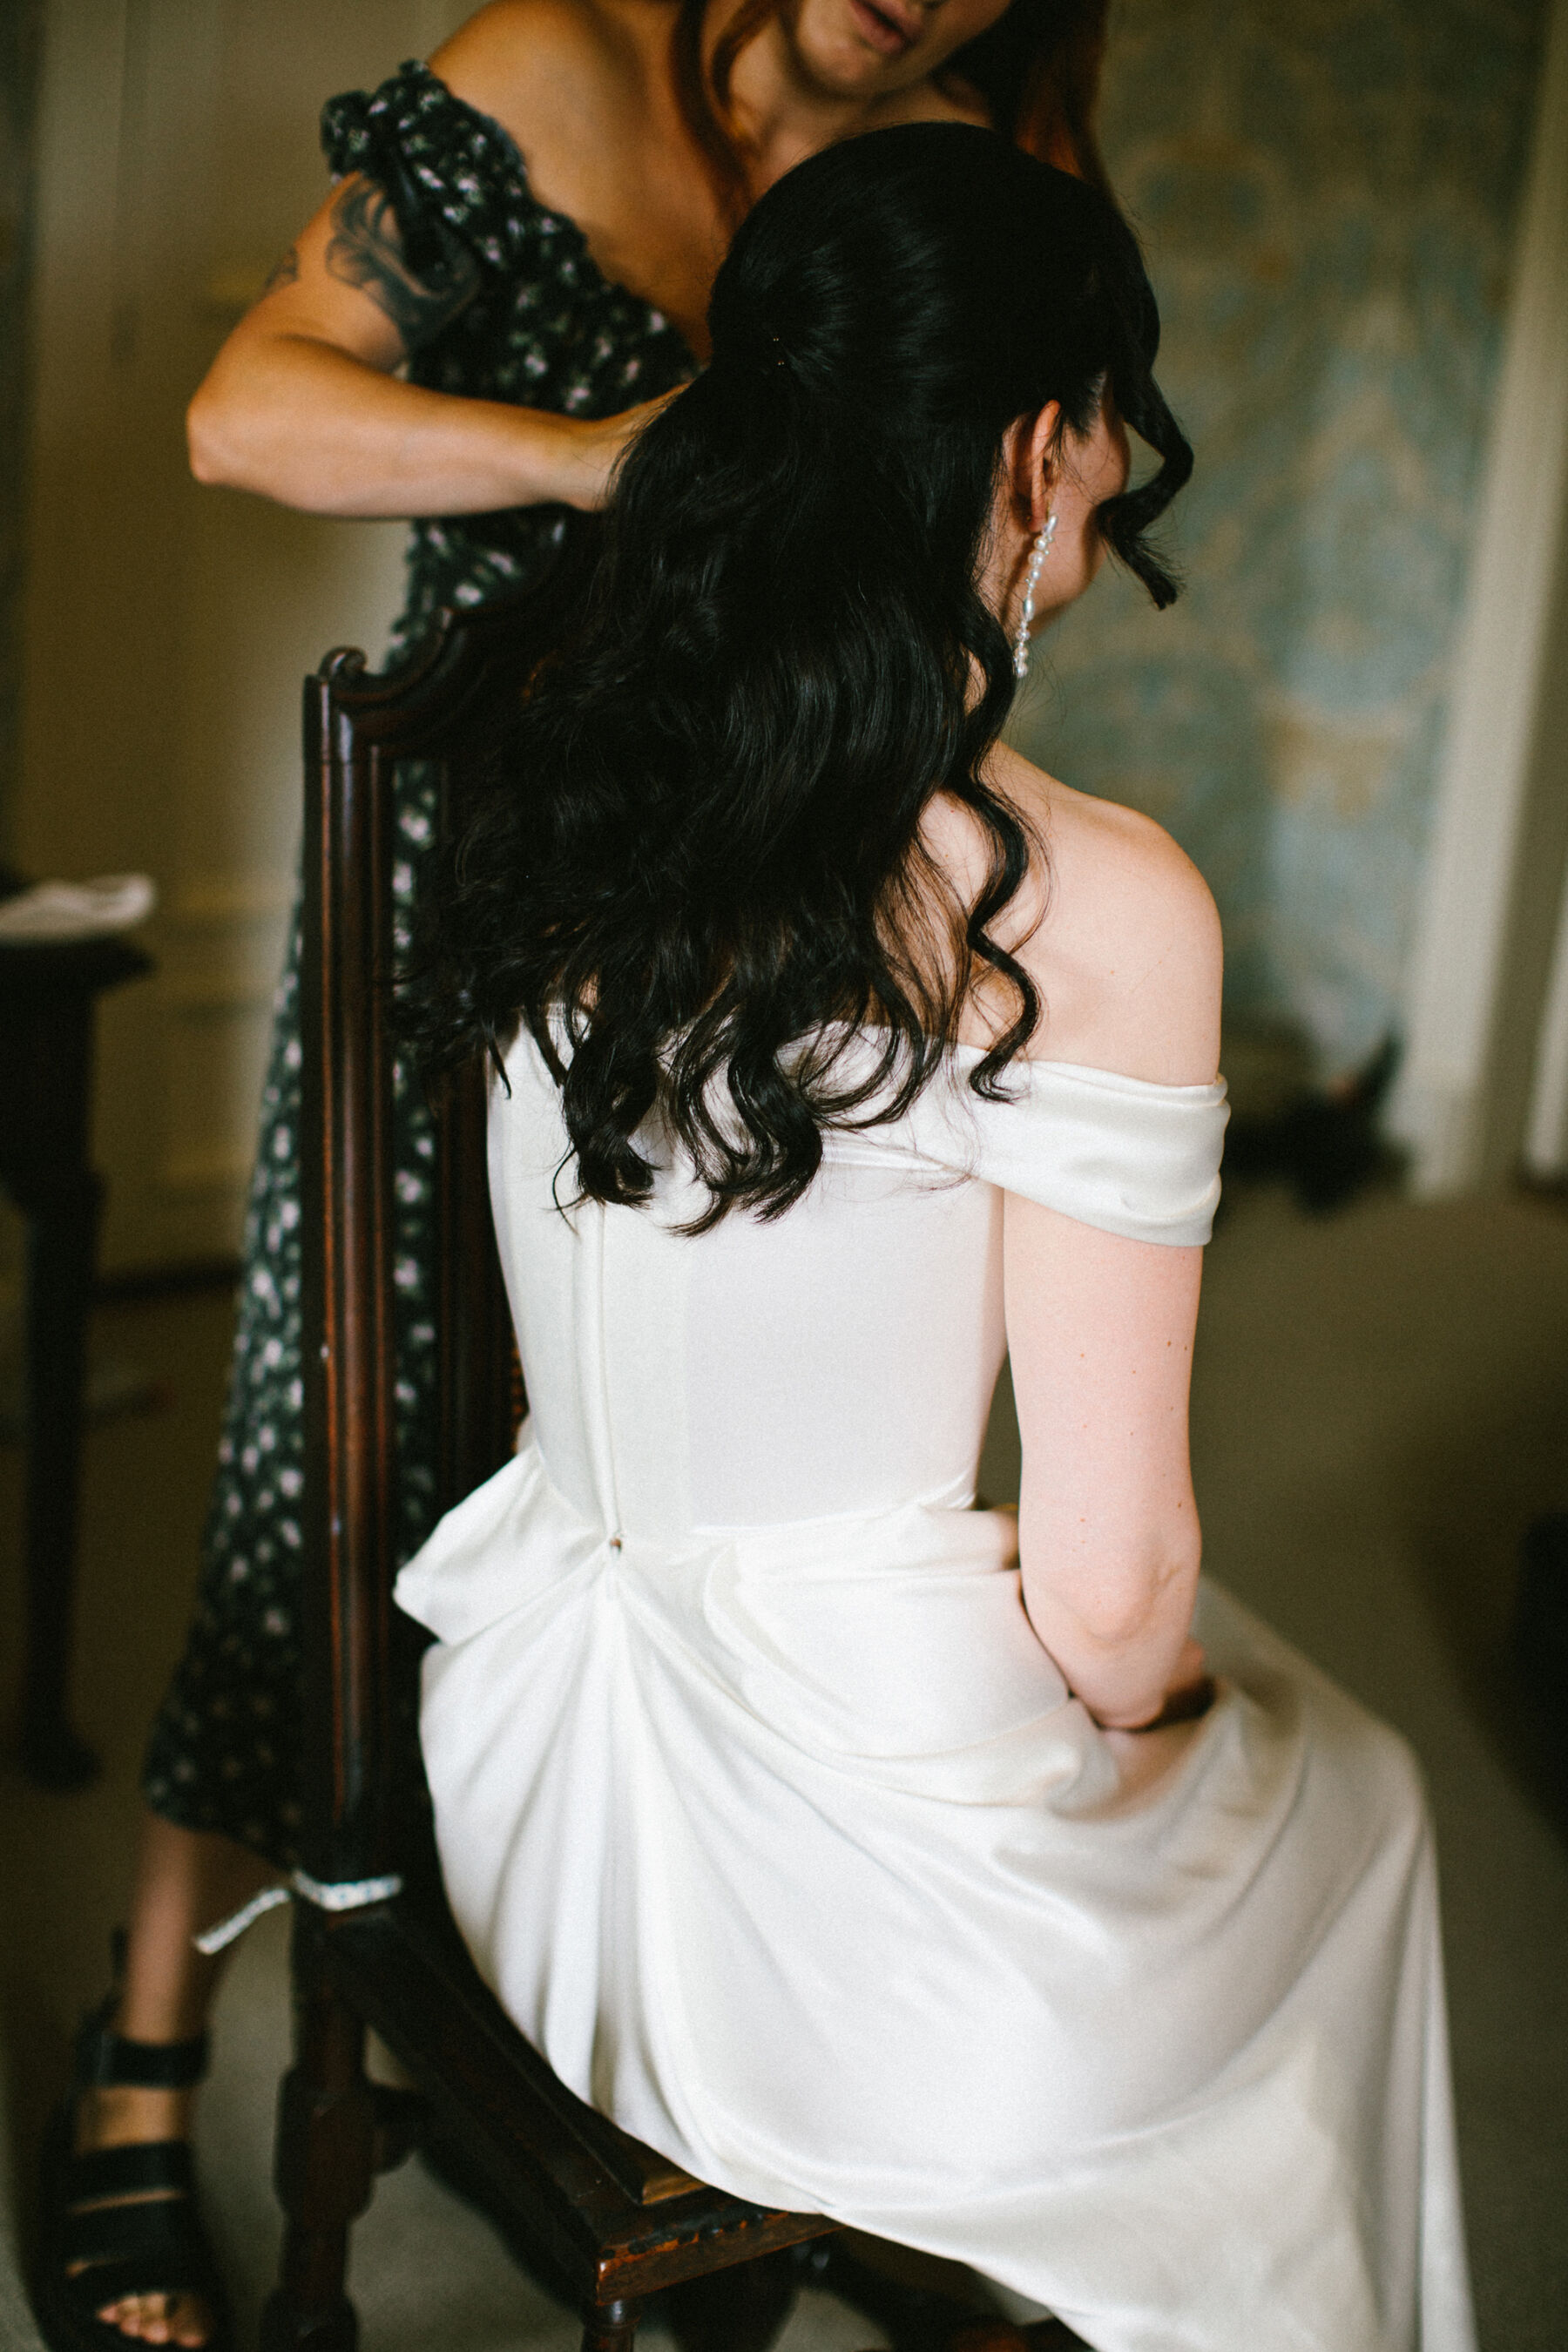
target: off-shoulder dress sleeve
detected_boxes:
[321,57,542,279]
[316,59,695,637]
[899,1052,1229,1247]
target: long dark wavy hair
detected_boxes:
[402,125,1193,1227]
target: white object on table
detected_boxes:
[0,875,156,942]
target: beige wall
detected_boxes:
[15,0,467,1274]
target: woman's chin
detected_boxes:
[800,51,912,101]
[787,17,921,101]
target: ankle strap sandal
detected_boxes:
[32,1957,231,2352]
[77,2010,209,2092]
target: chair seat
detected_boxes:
[322,1897,827,2303]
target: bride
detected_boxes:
[398,122,1475,2352]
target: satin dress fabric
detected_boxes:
[395,1030,1476,2352]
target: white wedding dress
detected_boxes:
[395,1027,1476,2352]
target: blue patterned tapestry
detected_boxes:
[1012,0,1546,1071]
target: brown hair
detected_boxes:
[670,0,1112,226]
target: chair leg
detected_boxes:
[368,2082,427,2173]
[666,2249,798,2352]
[261,1914,378,2351]
[580,2295,643,2352]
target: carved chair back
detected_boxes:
[273,557,829,2352]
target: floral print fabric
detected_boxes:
[324,58,695,653]
[142,60,695,1864]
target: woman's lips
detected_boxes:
[847,0,921,57]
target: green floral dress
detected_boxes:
[142,60,695,1864]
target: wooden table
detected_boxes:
[0,925,152,1788]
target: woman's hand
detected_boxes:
[551,390,683,511]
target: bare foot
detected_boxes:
[70,2085,215,2348]
[91,2289,211,2348]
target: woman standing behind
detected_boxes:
[39,7,1111,2352]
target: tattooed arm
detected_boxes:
[187,172,652,516]
[319,176,481,347]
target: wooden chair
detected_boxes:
[264,558,834,2352]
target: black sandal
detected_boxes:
[34,1966,231,2352]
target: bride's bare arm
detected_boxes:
[1007,1205,1206,1728]
[186,171,657,516]
[1001,789,1222,1729]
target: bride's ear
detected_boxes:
[1005,402,1062,532]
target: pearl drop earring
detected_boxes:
[1012,512,1058,680]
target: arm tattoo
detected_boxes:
[324,175,479,350]
[260,246,301,296]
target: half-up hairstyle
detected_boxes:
[402,125,1192,1227]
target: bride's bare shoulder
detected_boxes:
[930,747,1222,1087]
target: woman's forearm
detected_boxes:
[187,330,619,517]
